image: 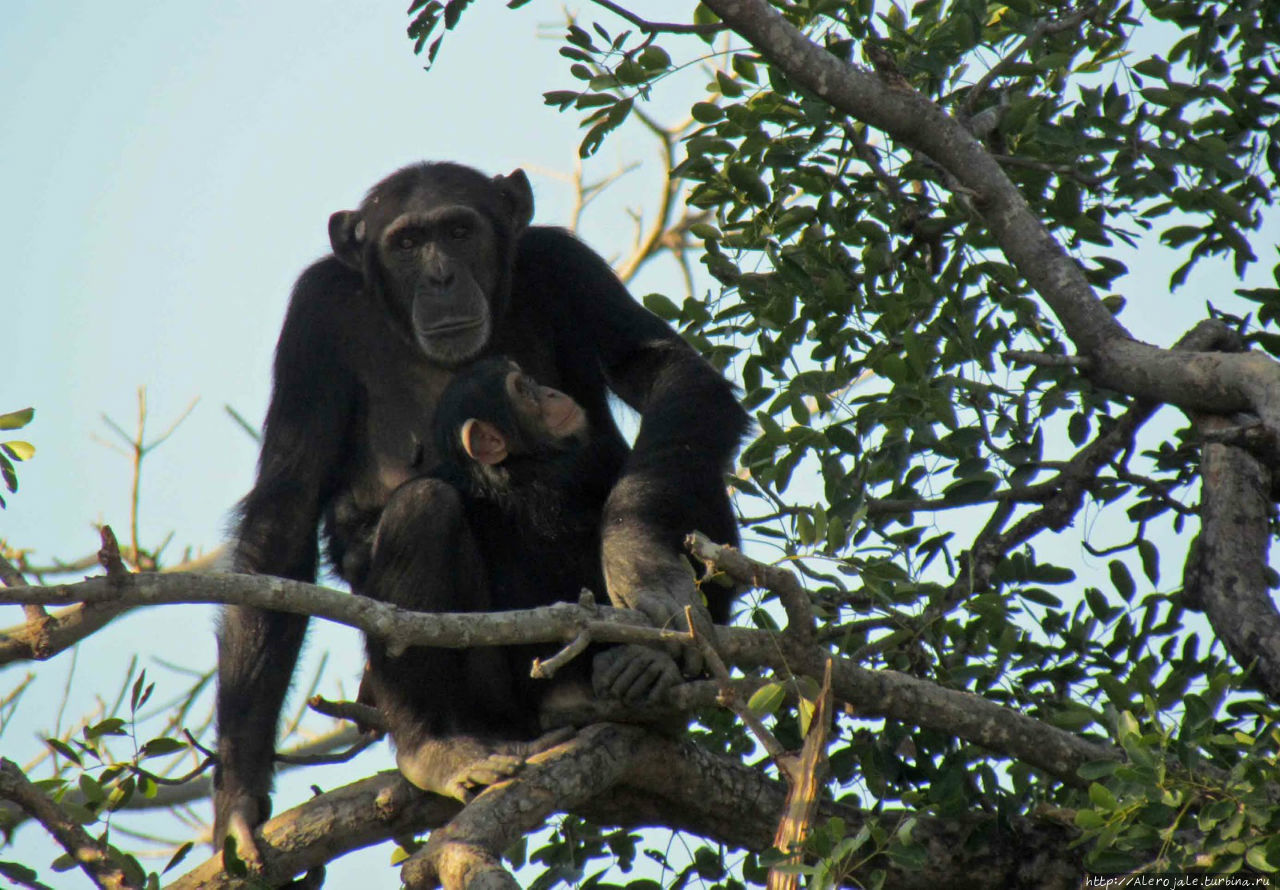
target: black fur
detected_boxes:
[363,358,628,751]
[215,162,747,833]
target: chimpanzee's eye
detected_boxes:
[449,222,471,241]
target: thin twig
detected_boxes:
[531,631,592,679]
[686,606,787,761]
[1004,349,1090,369]
[307,696,386,733]
[589,0,727,35]
[687,532,816,639]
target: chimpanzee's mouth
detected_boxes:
[426,318,484,336]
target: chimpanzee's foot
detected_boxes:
[395,730,574,801]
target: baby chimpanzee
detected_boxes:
[361,357,684,800]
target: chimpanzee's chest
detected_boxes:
[467,500,606,611]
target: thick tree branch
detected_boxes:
[404,724,648,889]
[0,571,684,663]
[5,564,1125,786]
[1185,417,1280,701]
[0,543,227,664]
[689,531,815,638]
[168,732,1085,890]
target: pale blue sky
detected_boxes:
[2,3,1278,887]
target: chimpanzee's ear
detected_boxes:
[461,419,508,466]
[328,210,366,271]
[493,169,534,233]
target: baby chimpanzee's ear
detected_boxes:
[461,419,508,466]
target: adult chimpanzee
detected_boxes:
[216,161,747,861]
[364,356,704,799]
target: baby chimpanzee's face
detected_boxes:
[503,367,587,444]
[458,362,589,467]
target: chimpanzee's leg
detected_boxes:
[362,478,558,799]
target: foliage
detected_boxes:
[20,666,202,889]
[0,408,36,509]
[405,0,1280,885]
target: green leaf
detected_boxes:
[0,860,52,890]
[1140,86,1186,107]
[79,773,105,805]
[715,70,743,98]
[727,163,770,206]
[163,843,194,875]
[1074,809,1105,829]
[0,441,35,461]
[1108,560,1136,600]
[131,671,152,713]
[1131,57,1169,79]
[141,737,186,758]
[642,293,680,320]
[638,46,671,70]
[1137,539,1159,585]
[543,90,578,109]
[1,455,17,495]
[1245,844,1275,873]
[1088,782,1118,810]
[691,101,725,123]
[85,718,127,740]
[45,738,82,767]
[1077,759,1119,781]
[747,682,786,716]
[0,408,33,430]
[798,696,816,735]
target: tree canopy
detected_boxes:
[3,1,1280,888]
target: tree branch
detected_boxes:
[5,557,1126,787]
[168,732,1085,889]
[588,0,726,36]
[404,724,648,889]
[1185,416,1280,701]
[0,758,142,890]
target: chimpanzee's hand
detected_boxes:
[592,644,685,703]
[602,539,707,676]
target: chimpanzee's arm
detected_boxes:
[215,258,358,861]
[517,229,748,626]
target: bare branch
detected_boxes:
[1004,349,1090,369]
[588,0,726,36]
[688,604,787,761]
[687,531,815,639]
[769,659,833,890]
[530,631,591,679]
